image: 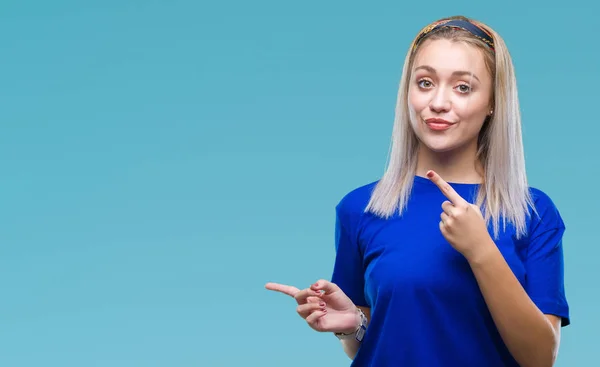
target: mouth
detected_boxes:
[424,118,455,131]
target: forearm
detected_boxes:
[336,306,368,360]
[468,242,559,367]
[340,338,361,359]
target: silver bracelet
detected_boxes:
[334,307,368,342]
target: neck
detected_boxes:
[415,142,483,183]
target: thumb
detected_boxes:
[311,279,340,295]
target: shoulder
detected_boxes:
[335,180,379,225]
[527,186,566,235]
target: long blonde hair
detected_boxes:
[365,15,534,239]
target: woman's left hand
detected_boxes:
[426,170,494,261]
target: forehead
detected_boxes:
[413,39,488,78]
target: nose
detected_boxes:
[429,87,451,113]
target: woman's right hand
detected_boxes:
[265,279,361,334]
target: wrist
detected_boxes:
[466,238,498,267]
[334,307,367,342]
[340,308,362,334]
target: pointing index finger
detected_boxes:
[426,170,466,205]
[265,282,300,298]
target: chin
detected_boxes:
[423,143,457,153]
[418,135,460,153]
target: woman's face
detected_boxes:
[408,38,493,154]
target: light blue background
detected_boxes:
[1,1,597,366]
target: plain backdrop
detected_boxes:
[1,1,598,366]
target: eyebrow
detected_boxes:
[414,65,480,83]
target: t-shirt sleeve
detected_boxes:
[525,191,570,326]
[330,201,368,307]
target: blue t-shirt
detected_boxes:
[331,176,570,367]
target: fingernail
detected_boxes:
[427,171,433,178]
[319,302,325,306]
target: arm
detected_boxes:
[425,172,569,367]
[338,306,371,359]
[330,198,371,359]
[468,242,561,367]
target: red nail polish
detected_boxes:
[427,171,433,178]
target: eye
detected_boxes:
[456,84,471,94]
[417,79,433,89]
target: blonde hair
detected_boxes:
[365,15,534,239]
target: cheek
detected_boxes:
[453,98,489,126]
[407,89,430,126]
[407,88,428,111]
[406,92,424,130]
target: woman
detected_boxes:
[265,15,569,367]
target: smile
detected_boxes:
[424,118,455,131]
